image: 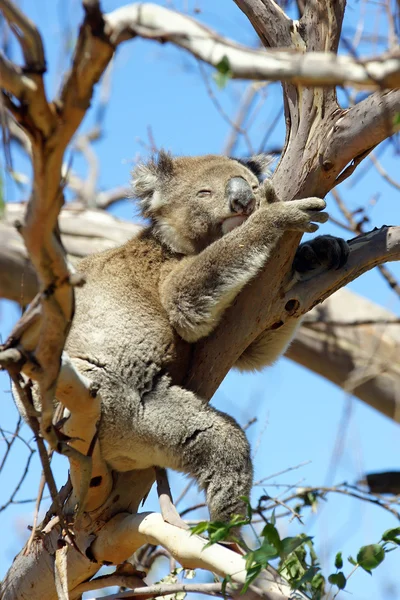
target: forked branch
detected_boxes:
[187,226,400,399]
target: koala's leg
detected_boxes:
[236,235,349,372]
[139,376,252,523]
[235,321,300,371]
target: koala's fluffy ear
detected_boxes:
[131,150,175,217]
[234,154,274,181]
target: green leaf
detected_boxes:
[348,555,357,566]
[281,536,313,557]
[292,566,320,589]
[270,509,276,526]
[280,553,304,581]
[252,541,279,564]
[216,55,231,75]
[242,564,262,593]
[328,572,346,590]
[334,551,343,569]
[222,575,232,596]
[382,527,400,544]
[311,572,326,592]
[229,513,250,528]
[261,523,281,553]
[213,56,233,89]
[393,113,400,126]
[244,550,255,571]
[207,525,231,546]
[357,544,385,572]
[190,521,209,536]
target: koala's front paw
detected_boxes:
[267,197,328,233]
[294,235,349,273]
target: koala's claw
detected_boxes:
[266,196,328,233]
[294,235,350,274]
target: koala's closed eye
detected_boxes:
[197,189,212,198]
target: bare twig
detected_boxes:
[223,83,259,155]
[369,152,400,191]
[0,0,45,70]
[9,374,72,544]
[0,417,23,472]
[198,61,254,155]
[73,581,234,600]
[287,484,400,521]
[0,442,35,512]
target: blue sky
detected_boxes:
[1,1,399,598]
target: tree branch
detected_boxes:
[186,226,400,400]
[0,52,37,97]
[233,0,292,47]
[322,89,400,179]
[90,512,304,600]
[0,0,45,71]
[102,3,400,88]
[1,1,400,598]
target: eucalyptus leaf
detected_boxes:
[382,527,400,544]
[357,544,385,572]
[328,571,346,590]
[334,551,343,569]
[281,535,313,557]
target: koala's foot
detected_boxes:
[294,235,349,274]
[265,197,328,233]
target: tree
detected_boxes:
[0,1,399,599]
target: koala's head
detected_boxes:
[131,151,272,254]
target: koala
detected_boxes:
[60,152,348,526]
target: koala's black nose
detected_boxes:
[226,177,255,214]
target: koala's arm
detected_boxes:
[160,195,328,343]
[235,234,349,371]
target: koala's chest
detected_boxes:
[68,275,189,391]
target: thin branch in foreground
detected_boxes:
[9,374,75,550]
[73,581,235,600]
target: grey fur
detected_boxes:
[28,153,349,525]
